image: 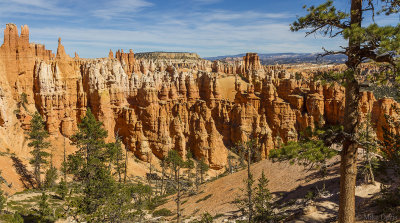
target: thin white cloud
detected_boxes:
[0,0,72,16]
[28,17,345,58]
[92,0,153,19]
[189,10,290,22]
[0,0,348,57]
[8,0,53,9]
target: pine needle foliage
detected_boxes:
[270,129,337,190]
[27,112,51,189]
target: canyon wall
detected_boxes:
[0,24,399,184]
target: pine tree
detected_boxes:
[68,109,115,218]
[197,212,213,223]
[235,140,260,222]
[381,0,400,15]
[254,171,274,222]
[14,92,28,115]
[27,112,51,189]
[124,143,128,183]
[166,150,185,223]
[381,113,400,172]
[245,140,259,222]
[57,137,68,200]
[235,142,274,222]
[66,109,137,222]
[160,158,167,195]
[106,135,125,183]
[379,113,400,213]
[44,164,58,189]
[56,178,68,200]
[130,182,152,208]
[185,151,195,191]
[246,163,254,223]
[357,113,378,184]
[0,171,6,212]
[291,1,400,221]
[38,192,51,221]
[61,137,67,182]
[227,154,235,174]
[98,183,136,223]
[0,188,5,213]
[197,158,209,184]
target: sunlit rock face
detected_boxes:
[0,24,398,171]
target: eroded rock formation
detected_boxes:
[0,24,399,175]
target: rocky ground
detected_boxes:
[158,153,391,223]
[0,150,396,222]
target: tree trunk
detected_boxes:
[63,137,67,182]
[176,167,181,223]
[35,162,41,189]
[148,153,152,187]
[367,153,375,185]
[339,141,358,223]
[339,64,361,222]
[124,145,128,183]
[195,164,199,192]
[161,160,165,195]
[247,147,253,223]
[35,148,41,189]
[338,0,362,222]
[366,114,376,185]
[368,155,375,185]
[117,155,122,183]
[200,166,204,184]
[228,155,232,174]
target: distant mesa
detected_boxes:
[135,52,200,60]
[205,52,347,65]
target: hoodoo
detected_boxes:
[0,24,398,191]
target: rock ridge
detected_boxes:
[0,24,398,175]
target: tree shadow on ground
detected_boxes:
[10,155,36,189]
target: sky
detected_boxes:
[0,0,398,58]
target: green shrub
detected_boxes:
[190,212,213,223]
[0,213,24,223]
[152,208,173,217]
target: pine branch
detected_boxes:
[359,48,397,67]
[317,47,347,60]
[291,0,350,38]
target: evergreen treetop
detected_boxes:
[27,112,51,189]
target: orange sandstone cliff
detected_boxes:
[0,24,399,192]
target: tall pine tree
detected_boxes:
[27,112,50,189]
[0,171,6,212]
[234,140,260,222]
[166,150,186,223]
[291,1,400,221]
[106,134,125,183]
[254,171,274,222]
[68,109,115,219]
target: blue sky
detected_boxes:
[0,0,398,58]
